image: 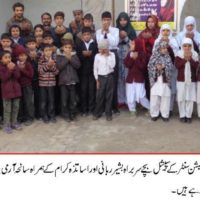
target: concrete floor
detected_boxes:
[0,109,200,153]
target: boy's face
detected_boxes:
[183,44,192,53]
[160,46,168,55]
[74,12,83,22]
[11,28,20,38]
[42,14,52,26]
[186,24,194,33]
[36,36,43,46]
[1,39,12,48]
[102,18,111,30]
[43,47,53,58]
[99,49,109,54]
[147,17,155,30]
[1,53,12,65]
[14,6,24,18]
[43,37,53,45]
[120,18,128,27]
[54,16,64,26]
[26,41,37,50]
[82,32,92,42]
[34,27,44,37]
[63,44,72,54]
[83,19,93,28]
[18,53,27,62]
[162,29,170,37]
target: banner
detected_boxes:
[125,0,177,30]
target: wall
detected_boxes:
[0,0,14,33]
[0,0,197,34]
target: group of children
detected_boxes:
[0,2,200,134]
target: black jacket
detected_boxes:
[76,39,98,76]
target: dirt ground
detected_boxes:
[0,107,200,153]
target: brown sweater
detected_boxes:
[175,56,199,82]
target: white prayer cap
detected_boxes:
[182,37,193,46]
[98,39,109,50]
[161,24,171,31]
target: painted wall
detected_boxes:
[0,0,197,34]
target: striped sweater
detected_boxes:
[38,55,59,87]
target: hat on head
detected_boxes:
[62,32,73,41]
[15,45,27,57]
[98,39,109,50]
[73,9,83,15]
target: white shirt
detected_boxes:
[96,26,119,50]
[84,39,94,50]
[93,52,116,80]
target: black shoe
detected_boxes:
[113,109,120,115]
[24,120,33,126]
[93,115,99,120]
[42,116,49,124]
[106,116,112,121]
[70,114,76,121]
[151,117,158,121]
[186,118,192,124]
[180,117,187,123]
[50,117,57,123]
[162,117,169,122]
[64,117,71,122]
[81,112,87,117]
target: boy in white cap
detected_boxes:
[93,39,116,121]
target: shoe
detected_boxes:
[106,116,112,121]
[162,117,169,122]
[151,117,159,121]
[3,125,13,134]
[50,118,57,123]
[93,115,99,120]
[130,111,137,117]
[64,117,71,122]
[81,113,87,117]
[113,109,120,115]
[24,120,33,126]
[11,123,22,131]
[42,116,49,124]
[180,117,187,123]
[186,118,192,124]
[70,114,76,121]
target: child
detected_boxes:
[52,11,70,48]
[0,33,13,54]
[57,40,81,121]
[16,45,34,125]
[116,12,136,106]
[9,24,25,46]
[75,13,96,46]
[0,51,22,133]
[93,39,116,121]
[76,27,98,116]
[38,44,59,123]
[25,37,41,120]
[138,15,160,100]
[148,41,173,122]
[69,10,84,36]
[153,24,179,115]
[175,38,199,123]
[43,32,57,54]
[124,39,150,115]
[176,16,200,53]
[34,24,44,38]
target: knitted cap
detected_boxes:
[15,45,27,57]
[62,32,73,41]
[98,39,109,50]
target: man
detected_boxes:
[41,12,53,32]
[6,2,33,38]
[96,11,120,114]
